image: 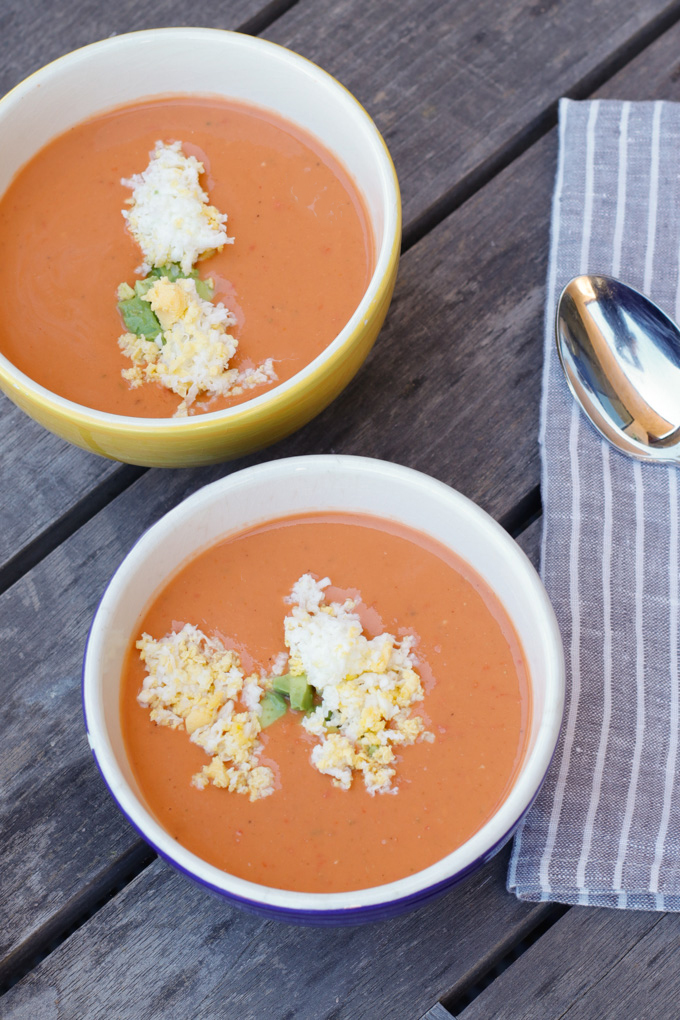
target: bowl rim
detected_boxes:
[82,454,565,915]
[0,27,401,431]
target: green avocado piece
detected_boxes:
[117,295,162,340]
[148,262,185,282]
[271,672,313,712]
[272,674,292,696]
[289,675,314,712]
[194,276,214,301]
[145,263,214,299]
[260,690,287,728]
[134,278,156,297]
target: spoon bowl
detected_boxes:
[556,274,680,462]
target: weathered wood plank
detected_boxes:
[265,0,680,226]
[0,123,553,977]
[420,1004,456,1020]
[0,404,127,575]
[449,905,665,1019]
[542,913,680,1020]
[0,0,279,98]
[0,505,542,1014]
[4,0,679,579]
[7,5,680,1010]
[1,851,550,1020]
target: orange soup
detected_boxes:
[120,513,530,892]
[0,97,372,417]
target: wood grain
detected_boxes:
[420,1005,455,1020]
[0,123,553,974]
[0,0,283,98]
[0,404,125,575]
[4,0,679,579]
[6,2,680,1015]
[451,906,665,1019]
[265,0,680,226]
[1,851,549,1020]
[0,0,291,575]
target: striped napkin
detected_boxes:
[508,98,680,910]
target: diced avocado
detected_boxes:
[117,295,162,340]
[134,278,156,297]
[149,262,185,282]
[194,276,214,301]
[271,672,313,712]
[272,674,292,696]
[145,263,213,300]
[289,675,314,712]
[117,282,135,301]
[259,690,287,728]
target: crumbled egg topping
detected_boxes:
[136,624,275,801]
[136,576,432,802]
[118,276,276,416]
[122,141,232,275]
[285,575,433,795]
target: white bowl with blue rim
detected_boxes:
[82,455,564,925]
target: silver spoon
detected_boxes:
[556,274,680,463]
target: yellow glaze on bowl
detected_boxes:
[0,236,399,467]
[0,29,401,467]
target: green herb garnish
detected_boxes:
[117,294,162,340]
[117,263,215,341]
[148,263,214,300]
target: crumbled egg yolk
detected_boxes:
[136,575,432,802]
[122,141,233,275]
[136,624,274,801]
[118,140,277,415]
[118,277,276,417]
[285,574,433,795]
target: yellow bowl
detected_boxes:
[0,29,401,467]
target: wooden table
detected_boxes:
[4,2,680,1016]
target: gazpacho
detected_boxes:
[120,512,530,893]
[0,96,373,417]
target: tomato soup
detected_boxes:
[120,514,530,892]
[0,97,372,416]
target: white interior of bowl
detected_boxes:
[0,28,398,424]
[83,455,564,913]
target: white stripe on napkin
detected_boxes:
[508,98,680,910]
[651,470,679,901]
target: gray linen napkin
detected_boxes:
[508,98,680,910]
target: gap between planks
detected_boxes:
[0,840,155,996]
[4,0,679,1007]
[7,0,680,596]
[441,903,570,1017]
[402,0,680,252]
[237,0,301,36]
[5,1,680,598]
[0,508,542,997]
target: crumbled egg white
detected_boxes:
[122,141,232,275]
[118,276,276,416]
[136,624,274,801]
[135,576,432,802]
[285,575,433,795]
